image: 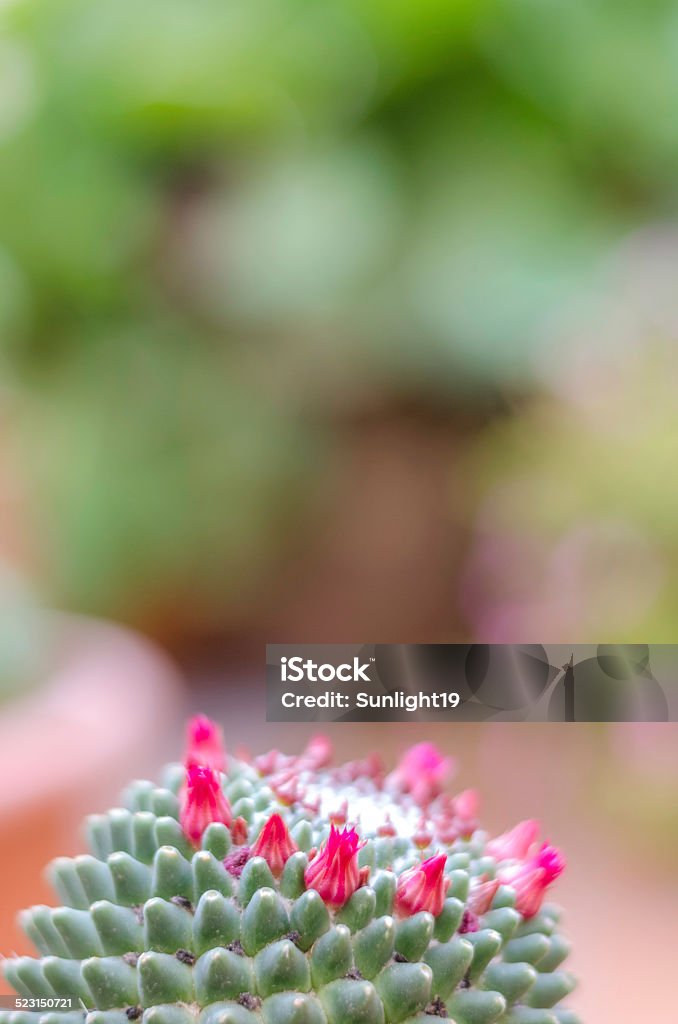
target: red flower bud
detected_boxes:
[180,764,232,844]
[304,825,365,908]
[184,714,226,773]
[251,813,298,876]
[394,852,450,917]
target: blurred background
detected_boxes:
[1,0,678,1019]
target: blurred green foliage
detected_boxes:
[0,0,675,623]
[467,342,678,641]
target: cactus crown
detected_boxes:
[1,720,580,1024]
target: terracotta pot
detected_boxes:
[0,614,183,975]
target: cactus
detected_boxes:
[1,719,580,1024]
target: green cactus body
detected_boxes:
[1,727,580,1024]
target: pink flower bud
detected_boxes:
[453,790,479,840]
[377,815,397,838]
[360,753,385,782]
[436,820,458,845]
[413,817,433,849]
[336,753,385,785]
[454,788,480,821]
[304,825,365,908]
[468,878,500,915]
[180,764,232,844]
[302,795,321,815]
[271,772,304,806]
[394,852,450,917]
[507,867,547,918]
[254,749,282,775]
[184,714,226,773]
[536,842,566,884]
[388,743,454,807]
[329,799,349,826]
[301,735,333,769]
[231,816,249,846]
[486,819,540,862]
[498,842,566,918]
[251,813,298,877]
